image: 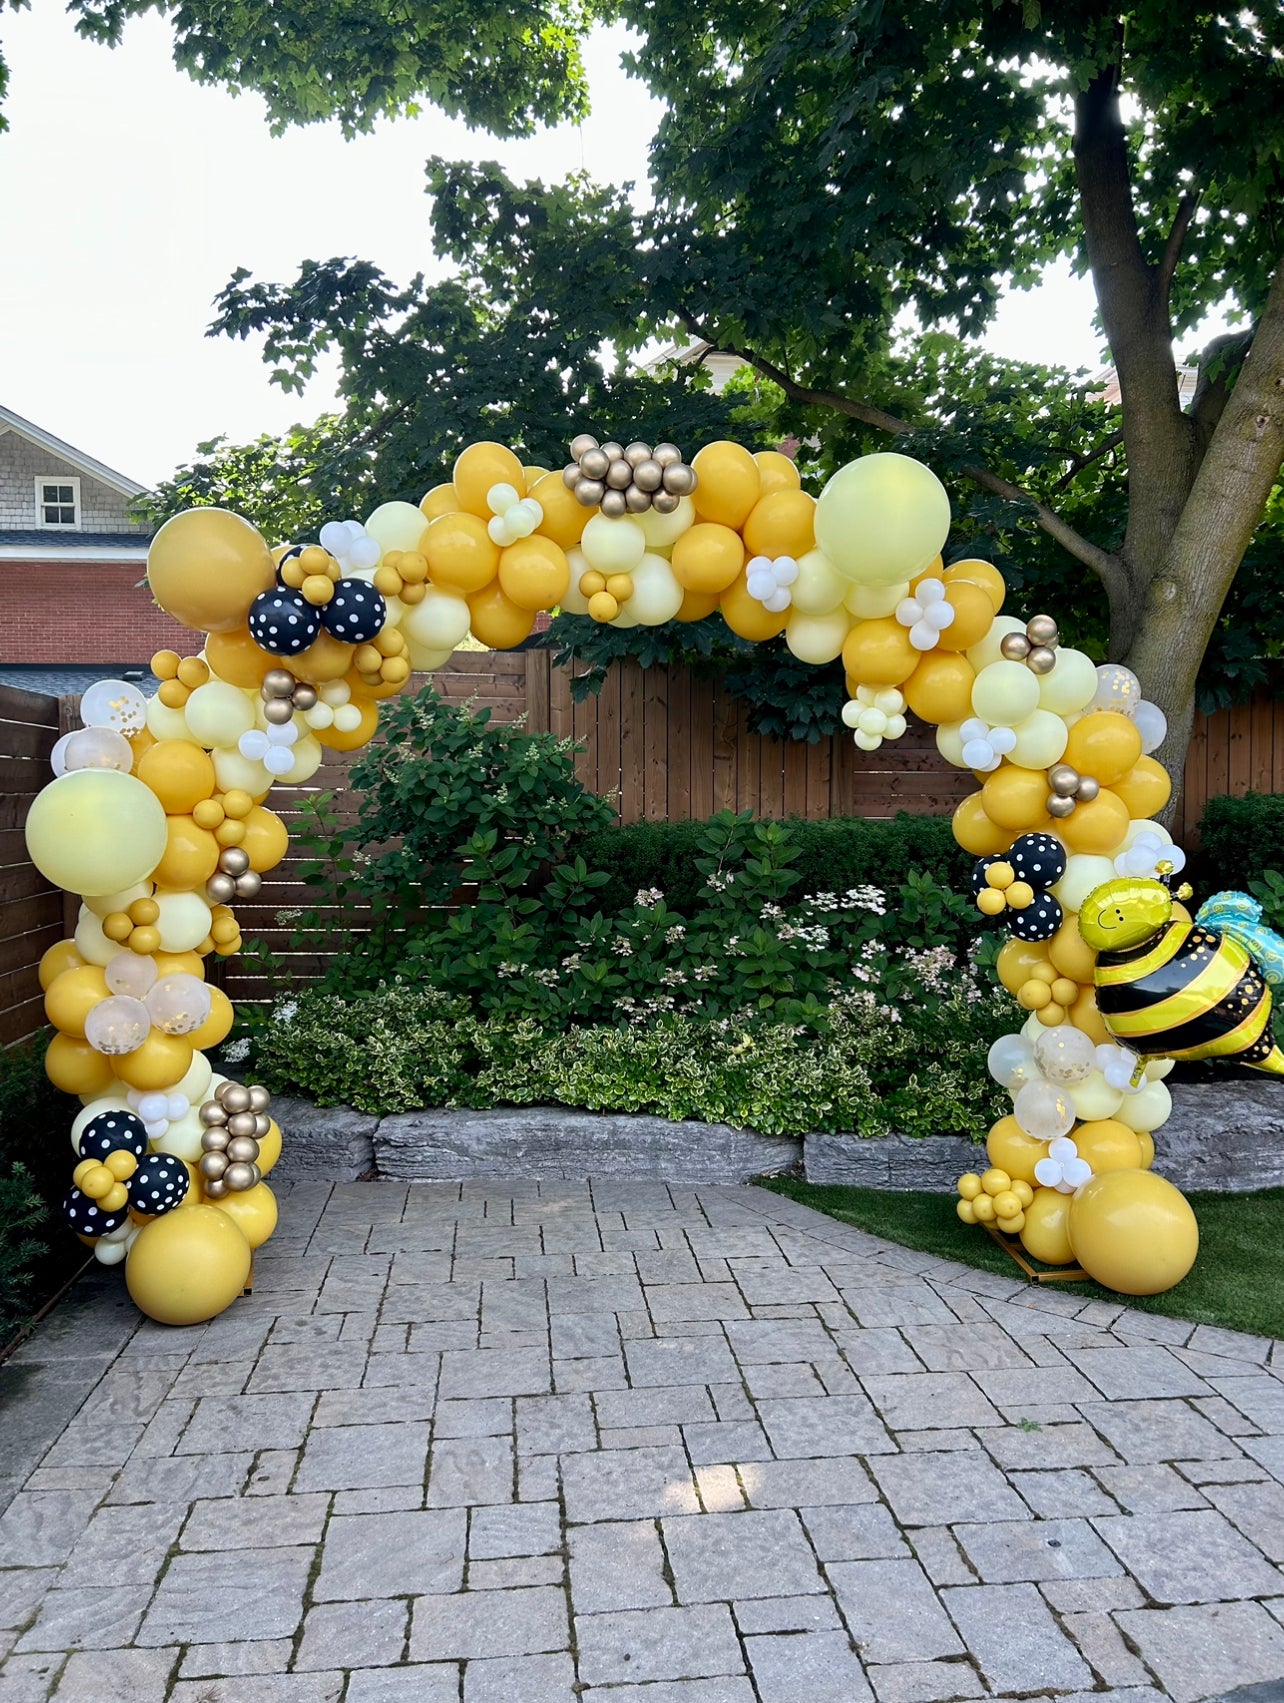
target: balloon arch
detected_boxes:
[26,437,1284,1323]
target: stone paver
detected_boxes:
[3,1177,1284,1703]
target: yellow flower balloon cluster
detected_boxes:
[23,437,1257,1318]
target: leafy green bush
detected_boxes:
[1197,794,1284,893]
[245,986,1009,1139]
[0,1034,80,1343]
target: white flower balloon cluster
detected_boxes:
[1114,828,1186,881]
[1034,1135,1093,1192]
[239,718,300,776]
[746,554,799,613]
[318,519,382,575]
[959,715,1017,772]
[842,686,907,752]
[895,577,955,651]
[486,483,543,547]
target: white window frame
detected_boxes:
[35,475,81,529]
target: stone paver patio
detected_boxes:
[2,1178,1284,1703]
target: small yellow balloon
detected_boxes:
[1019,1188,1076,1265]
[256,1119,283,1176]
[1068,1170,1198,1295]
[147,509,277,634]
[935,581,995,653]
[212,1181,278,1250]
[957,1172,983,1200]
[125,1205,252,1325]
[980,1168,1011,1196]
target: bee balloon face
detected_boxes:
[1078,878,1173,952]
[1079,878,1284,1075]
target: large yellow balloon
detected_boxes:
[316,696,379,752]
[1068,1170,1198,1295]
[402,587,471,651]
[934,581,995,653]
[112,1031,194,1092]
[424,511,501,594]
[742,490,816,560]
[1072,1119,1144,1173]
[497,536,571,612]
[1057,789,1130,855]
[147,509,277,634]
[39,940,87,992]
[671,523,744,594]
[212,1182,278,1250]
[287,629,354,684]
[841,618,918,687]
[1019,1188,1076,1266]
[1048,913,1097,983]
[530,471,590,551]
[182,683,256,750]
[814,454,950,586]
[204,626,273,689]
[996,937,1052,996]
[152,816,220,891]
[419,482,460,521]
[720,574,789,642]
[1065,712,1144,788]
[1111,758,1172,819]
[690,441,761,529]
[137,741,217,815]
[943,558,1005,612]
[256,1119,283,1176]
[26,770,168,897]
[952,793,1013,856]
[985,1115,1045,1184]
[466,582,535,648]
[185,986,234,1051]
[44,965,109,1039]
[754,450,802,496]
[240,806,290,874]
[45,1032,117,1097]
[453,442,525,518]
[904,652,975,725]
[981,766,1054,832]
[125,1205,252,1325]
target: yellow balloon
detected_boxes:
[625,554,685,626]
[953,793,1013,856]
[125,1204,252,1325]
[419,482,460,521]
[45,1032,117,1097]
[39,940,87,992]
[364,501,429,553]
[497,535,571,612]
[934,581,995,652]
[789,549,849,616]
[241,806,290,874]
[147,509,277,635]
[674,588,720,623]
[1111,757,1173,819]
[182,682,256,749]
[1057,789,1130,856]
[287,629,355,684]
[137,741,217,814]
[1008,710,1070,771]
[996,938,1052,996]
[256,1118,283,1176]
[972,660,1041,726]
[402,587,472,650]
[753,450,802,496]
[671,523,745,594]
[581,513,647,575]
[904,652,976,725]
[204,626,274,689]
[1038,646,1099,715]
[981,766,1055,832]
[1049,913,1097,983]
[690,441,761,529]
[985,1115,1046,1185]
[315,696,379,752]
[112,1031,194,1092]
[943,558,1005,612]
[1072,1118,1144,1173]
[720,574,789,642]
[212,1182,278,1250]
[453,442,526,518]
[26,771,168,897]
[44,965,109,1039]
[186,986,234,1051]
[1068,984,1113,1046]
[841,618,918,687]
[424,511,501,594]
[814,453,950,586]
[1065,712,1144,788]
[530,471,590,551]
[1114,1078,1172,1134]
[1019,1188,1076,1265]
[638,495,696,551]
[1068,1170,1198,1295]
[466,582,535,649]
[153,892,213,955]
[1137,1131,1155,1169]
[152,816,220,891]
[742,490,816,560]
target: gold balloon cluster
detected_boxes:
[1000,613,1060,674]
[1046,761,1101,820]
[261,667,317,723]
[563,435,697,519]
[205,845,261,907]
[199,1080,272,1198]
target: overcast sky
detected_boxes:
[2,5,1112,488]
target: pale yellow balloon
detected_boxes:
[282,734,323,786]
[174,1050,214,1106]
[84,880,153,919]
[637,495,696,550]
[1067,1071,1125,1122]
[785,607,852,664]
[74,906,119,966]
[155,891,213,954]
[405,641,455,672]
[1068,1170,1198,1295]
[560,549,593,615]
[26,770,169,897]
[182,682,256,748]
[364,501,429,554]
[1008,709,1070,770]
[1052,854,1118,913]
[212,746,271,797]
[581,514,646,575]
[145,696,191,742]
[1038,647,1100,715]
[935,722,969,767]
[1114,1079,1172,1134]
[402,587,473,651]
[790,549,849,616]
[966,614,1028,671]
[152,1106,205,1162]
[814,454,950,586]
[844,580,909,617]
[626,554,685,626]
[972,660,1041,726]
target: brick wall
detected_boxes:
[0,562,200,664]
[0,431,148,533]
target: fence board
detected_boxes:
[0,686,63,1043]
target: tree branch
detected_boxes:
[1157,188,1202,303]
[671,310,1129,600]
[1188,327,1256,438]
[1051,429,1125,491]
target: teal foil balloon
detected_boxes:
[1196,891,1284,990]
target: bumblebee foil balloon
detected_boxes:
[1078,876,1284,1074]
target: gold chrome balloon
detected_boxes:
[1079,877,1284,1073]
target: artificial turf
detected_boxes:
[756,1175,1284,1340]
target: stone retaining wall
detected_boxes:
[269,1079,1284,1191]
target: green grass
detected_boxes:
[756,1176,1284,1340]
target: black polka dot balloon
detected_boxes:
[1007,832,1067,891]
[1008,891,1064,941]
[321,579,387,645]
[78,1110,148,1164]
[129,1153,190,1216]
[248,588,322,655]
[63,1186,129,1238]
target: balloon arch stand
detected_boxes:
[27,436,1284,1325]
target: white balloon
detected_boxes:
[1091,662,1143,715]
[80,679,147,735]
[1013,1079,1076,1141]
[1133,700,1168,753]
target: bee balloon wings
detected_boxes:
[1196,891,1284,991]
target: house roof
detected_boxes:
[0,664,158,699]
[0,403,147,498]
[0,528,151,561]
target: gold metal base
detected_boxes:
[984,1225,1088,1284]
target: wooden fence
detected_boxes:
[5,661,1284,1031]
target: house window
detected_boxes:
[36,476,81,528]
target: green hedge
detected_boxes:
[574,813,971,917]
[1198,794,1284,892]
[0,1034,81,1345]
